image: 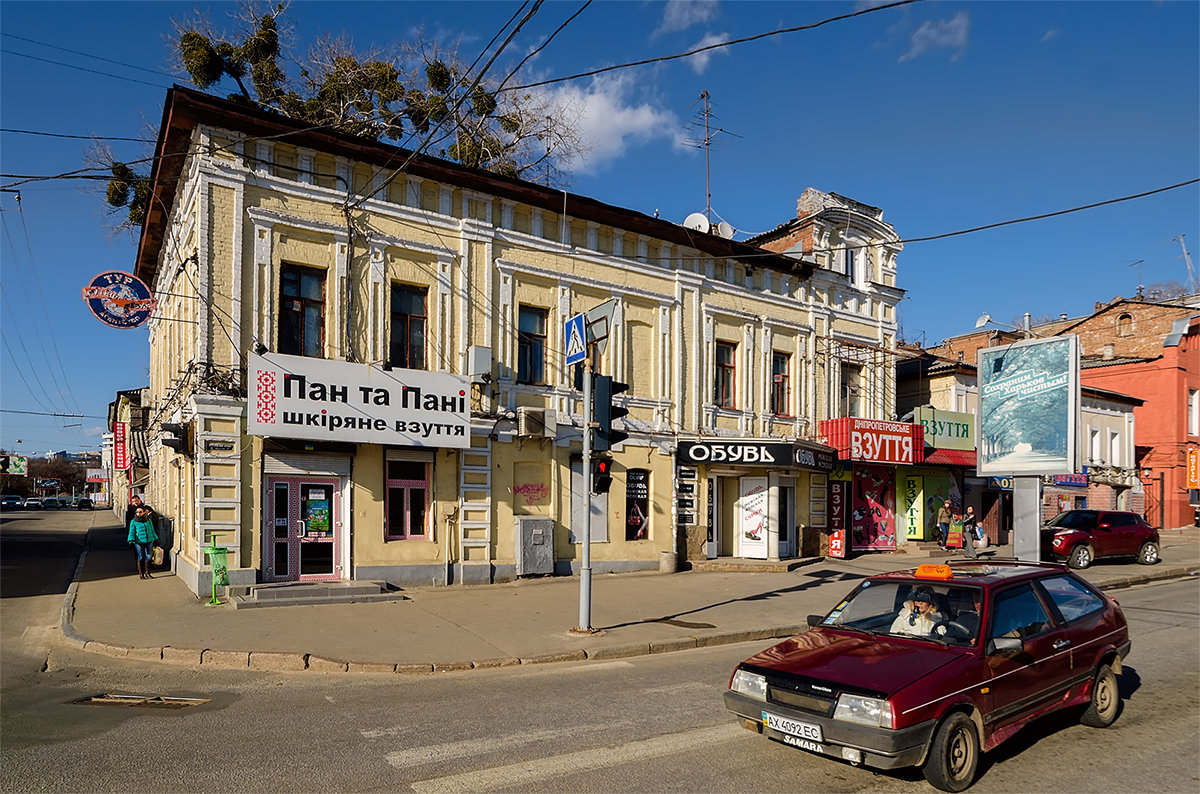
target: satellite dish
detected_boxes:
[715,221,734,239]
[683,212,708,232]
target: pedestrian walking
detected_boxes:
[936,500,952,550]
[962,505,978,559]
[124,493,156,530]
[127,504,159,579]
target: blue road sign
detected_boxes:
[564,313,586,365]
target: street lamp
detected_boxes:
[975,311,1032,338]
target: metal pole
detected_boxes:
[578,358,594,632]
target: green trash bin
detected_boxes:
[206,544,229,605]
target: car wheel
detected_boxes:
[922,712,980,792]
[1068,544,1092,569]
[1136,541,1159,565]
[1080,664,1120,728]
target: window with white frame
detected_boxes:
[1190,389,1199,436]
[1088,427,1102,464]
[714,341,736,408]
[1108,429,1121,467]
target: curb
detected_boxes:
[57,532,1197,675]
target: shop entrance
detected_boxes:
[265,475,344,582]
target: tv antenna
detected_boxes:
[1129,259,1144,298]
[683,91,741,224]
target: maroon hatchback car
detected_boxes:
[724,561,1129,791]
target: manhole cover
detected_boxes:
[74,694,211,710]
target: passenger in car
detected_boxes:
[889,586,946,636]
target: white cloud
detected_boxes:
[544,76,681,175]
[654,0,720,37]
[899,11,970,62]
[685,32,729,74]
[1042,28,1059,42]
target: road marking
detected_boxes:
[408,723,744,794]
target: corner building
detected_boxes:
[136,89,907,596]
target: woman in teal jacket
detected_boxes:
[127,505,158,579]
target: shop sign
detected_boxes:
[86,468,108,482]
[677,440,793,466]
[1053,473,1089,487]
[904,476,924,540]
[828,479,848,558]
[988,476,1013,490]
[913,407,974,451]
[793,444,835,472]
[677,512,695,525]
[819,418,922,465]
[248,352,470,449]
[676,467,697,480]
[205,440,236,452]
[81,271,157,329]
[1187,448,1199,490]
[676,481,695,495]
[113,421,129,470]
[626,469,650,540]
[676,497,694,510]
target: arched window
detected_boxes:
[1117,313,1133,336]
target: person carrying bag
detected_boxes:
[127,505,159,579]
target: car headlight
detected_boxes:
[833,694,894,729]
[730,669,767,701]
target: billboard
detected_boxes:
[977,335,1079,476]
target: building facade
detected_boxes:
[133,89,909,597]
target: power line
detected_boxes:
[3,50,173,90]
[1,127,155,143]
[1,31,180,77]
[505,0,922,91]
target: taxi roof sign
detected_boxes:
[914,564,954,581]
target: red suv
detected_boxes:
[724,562,1129,791]
[1040,509,1159,569]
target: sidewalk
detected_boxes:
[60,519,1200,674]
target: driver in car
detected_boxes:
[889,585,945,636]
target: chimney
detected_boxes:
[1060,313,1068,320]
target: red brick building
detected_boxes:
[1061,300,1199,528]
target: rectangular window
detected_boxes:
[389,284,427,370]
[385,459,430,540]
[771,352,791,416]
[517,306,548,385]
[1190,389,1199,436]
[1108,430,1121,467]
[840,364,862,417]
[845,248,856,282]
[714,341,736,408]
[279,264,326,357]
[1089,427,1102,464]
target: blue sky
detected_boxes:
[2,0,1197,455]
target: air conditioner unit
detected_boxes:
[517,407,556,438]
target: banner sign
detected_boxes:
[1187,448,1199,490]
[738,477,769,557]
[904,476,924,540]
[0,454,28,476]
[626,468,650,540]
[81,271,157,329]
[248,352,470,449]
[1053,473,1088,487]
[113,421,130,470]
[913,407,975,451]
[978,335,1079,476]
[86,468,108,482]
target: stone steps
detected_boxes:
[228,580,409,609]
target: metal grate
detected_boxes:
[74,694,211,710]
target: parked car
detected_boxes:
[76,498,94,510]
[1040,509,1159,569]
[22,498,43,510]
[1,495,23,509]
[724,561,1129,792]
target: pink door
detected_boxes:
[265,476,343,582]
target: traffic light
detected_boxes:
[592,375,629,452]
[592,454,614,494]
[160,422,190,456]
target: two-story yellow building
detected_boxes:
[134,88,908,596]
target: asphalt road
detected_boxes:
[2,510,1197,793]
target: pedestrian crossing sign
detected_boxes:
[564,314,586,365]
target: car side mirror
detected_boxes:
[987,636,1022,654]
[807,614,826,629]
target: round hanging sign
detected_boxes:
[81,271,157,328]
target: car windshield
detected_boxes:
[1046,510,1098,529]
[818,580,985,647]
